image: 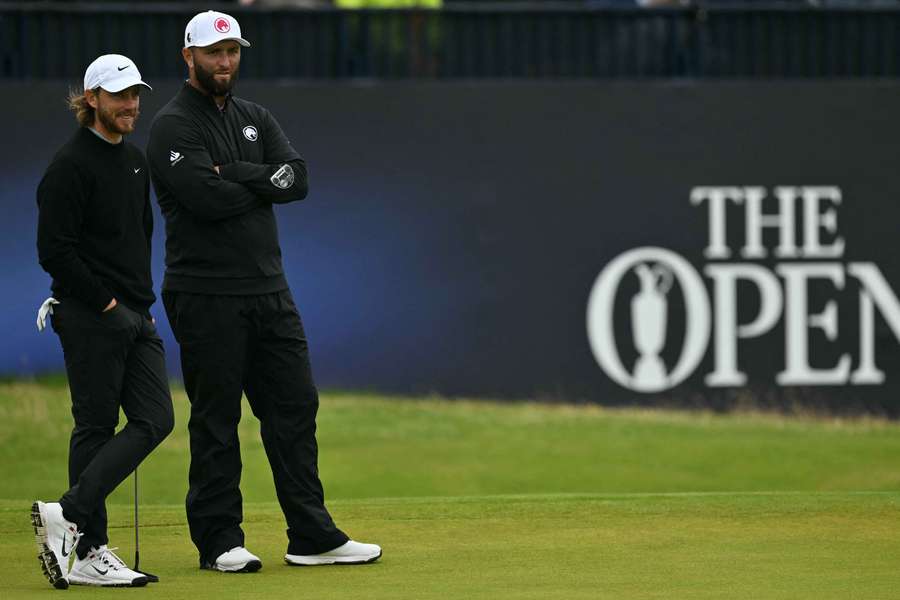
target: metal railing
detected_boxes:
[0,3,897,79]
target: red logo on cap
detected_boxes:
[214,18,231,34]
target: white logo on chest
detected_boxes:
[242,126,258,142]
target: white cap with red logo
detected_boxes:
[184,10,251,49]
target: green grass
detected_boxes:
[1,381,899,598]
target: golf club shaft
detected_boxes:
[134,466,139,571]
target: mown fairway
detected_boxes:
[1,380,899,599]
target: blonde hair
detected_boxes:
[67,87,97,128]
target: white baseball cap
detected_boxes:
[184,11,251,49]
[84,54,152,93]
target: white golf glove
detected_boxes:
[36,297,60,332]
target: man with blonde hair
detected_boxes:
[32,54,174,588]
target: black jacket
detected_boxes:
[37,127,155,313]
[147,82,308,295]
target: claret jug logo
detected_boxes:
[587,186,900,393]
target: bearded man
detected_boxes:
[146,11,380,573]
[33,54,174,589]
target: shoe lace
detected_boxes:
[63,525,83,552]
[95,546,128,571]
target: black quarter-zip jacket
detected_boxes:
[37,127,155,313]
[147,82,308,295]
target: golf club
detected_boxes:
[133,467,159,583]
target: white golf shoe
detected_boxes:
[208,546,262,572]
[285,540,382,566]
[31,500,81,589]
[68,546,148,587]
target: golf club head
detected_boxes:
[136,570,159,583]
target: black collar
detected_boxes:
[77,126,124,151]
[179,80,233,113]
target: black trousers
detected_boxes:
[52,298,174,559]
[162,289,348,566]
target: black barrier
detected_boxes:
[0,3,899,79]
[3,81,900,415]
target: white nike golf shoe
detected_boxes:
[31,500,81,589]
[68,546,148,587]
[285,540,382,566]
[209,546,263,572]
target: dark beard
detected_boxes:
[96,102,138,135]
[195,60,239,97]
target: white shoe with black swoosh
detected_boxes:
[31,500,81,589]
[68,545,148,587]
